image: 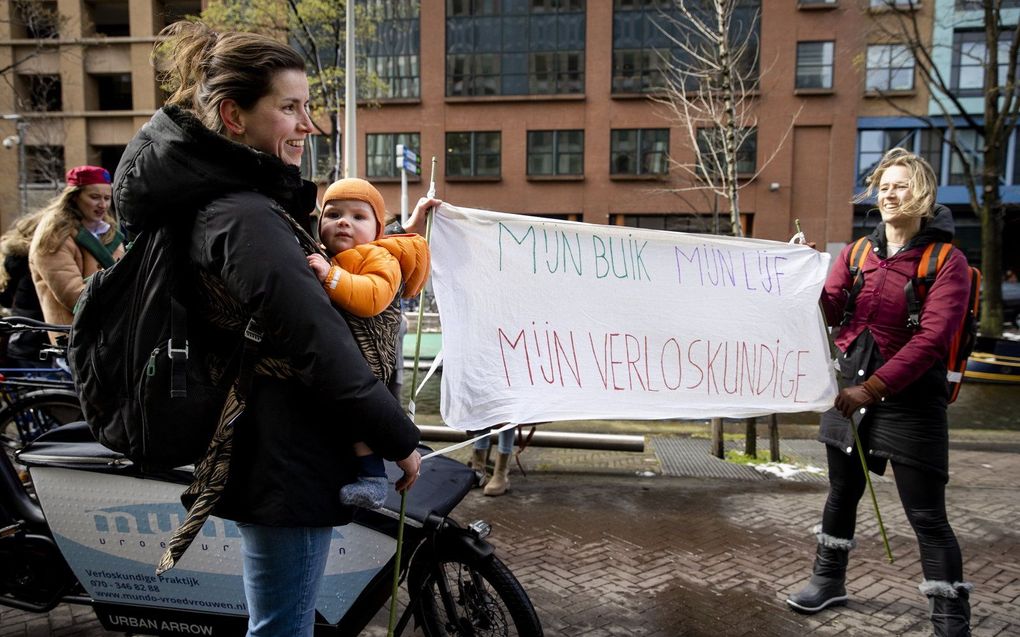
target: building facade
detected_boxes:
[1,0,1012,266]
[0,0,200,230]
[852,0,1020,269]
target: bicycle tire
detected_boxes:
[0,389,83,475]
[413,553,543,637]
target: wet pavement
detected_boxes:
[3,433,1019,636]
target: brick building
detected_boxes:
[1,1,1014,265]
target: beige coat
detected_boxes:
[29,231,125,333]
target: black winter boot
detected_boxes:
[786,527,855,614]
[921,580,973,637]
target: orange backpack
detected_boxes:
[844,237,981,403]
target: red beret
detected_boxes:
[66,165,111,187]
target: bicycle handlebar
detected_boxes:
[0,316,71,334]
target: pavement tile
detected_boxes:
[5,440,1020,635]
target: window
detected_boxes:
[156,0,201,29]
[957,0,1020,8]
[796,41,834,90]
[446,54,500,96]
[799,0,837,5]
[857,129,916,184]
[367,132,421,179]
[446,131,501,178]
[16,74,61,111]
[92,73,133,110]
[527,130,583,176]
[529,51,584,94]
[446,1,585,97]
[95,145,126,179]
[86,0,129,37]
[952,30,1015,96]
[363,2,420,99]
[949,130,984,186]
[610,128,669,176]
[447,0,499,16]
[26,145,64,184]
[612,2,760,94]
[856,128,944,185]
[12,0,59,38]
[300,135,337,182]
[696,128,757,176]
[869,0,916,8]
[612,49,670,93]
[866,44,914,92]
[617,213,735,235]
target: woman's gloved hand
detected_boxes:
[834,376,888,418]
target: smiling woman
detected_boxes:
[109,20,423,637]
[27,165,124,337]
[787,147,975,635]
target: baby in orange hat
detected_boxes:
[307,178,430,509]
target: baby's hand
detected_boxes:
[307,254,330,282]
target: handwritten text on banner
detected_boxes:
[429,204,837,430]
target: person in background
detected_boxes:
[0,210,47,366]
[28,165,124,337]
[785,148,973,637]
[306,177,431,509]
[114,20,421,636]
[469,428,516,496]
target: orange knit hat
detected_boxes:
[321,178,386,240]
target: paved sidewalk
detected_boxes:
[4,435,1019,636]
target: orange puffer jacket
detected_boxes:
[323,233,430,318]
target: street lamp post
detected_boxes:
[344,4,357,178]
[2,114,29,215]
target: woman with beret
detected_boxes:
[28,165,124,337]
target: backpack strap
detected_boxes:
[841,237,872,326]
[169,294,189,398]
[904,242,953,329]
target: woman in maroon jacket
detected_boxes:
[786,148,972,637]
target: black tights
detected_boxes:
[821,445,963,583]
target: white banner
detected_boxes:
[430,204,837,430]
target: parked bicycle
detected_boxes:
[1,421,543,635]
[0,317,83,483]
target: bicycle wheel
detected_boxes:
[0,389,83,480]
[413,554,543,637]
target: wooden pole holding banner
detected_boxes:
[792,218,892,563]
[388,156,439,637]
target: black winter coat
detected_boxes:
[113,106,420,526]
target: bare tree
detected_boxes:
[2,1,68,214]
[652,1,799,460]
[866,0,1020,337]
[201,0,393,183]
[653,0,799,238]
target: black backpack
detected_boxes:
[68,222,248,469]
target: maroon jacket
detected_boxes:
[820,205,970,396]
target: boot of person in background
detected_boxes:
[483,452,511,496]
[921,580,973,637]
[786,526,855,614]
[469,447,490,486]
